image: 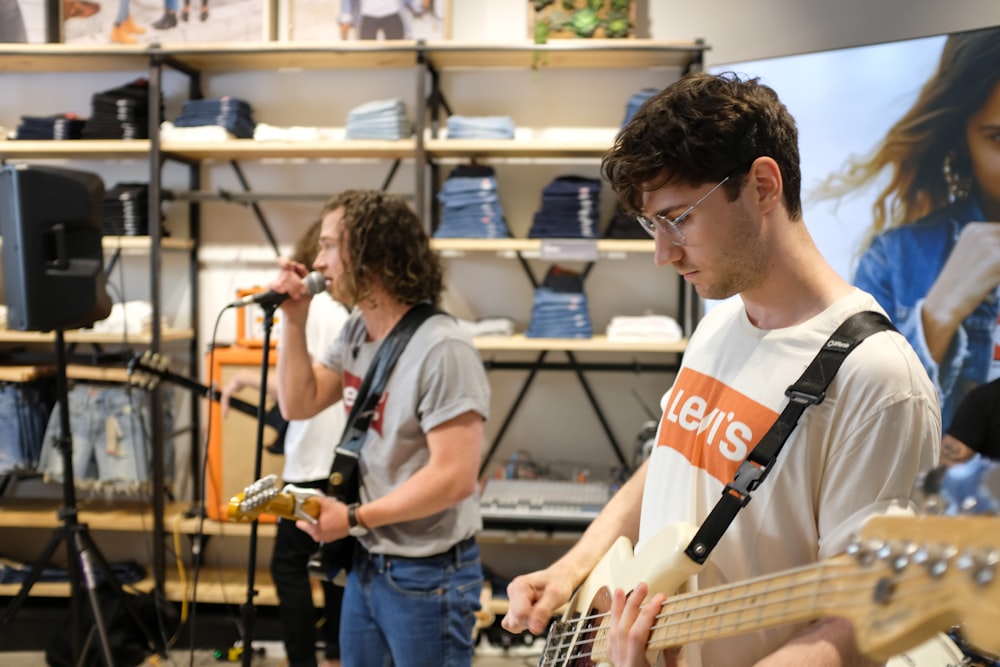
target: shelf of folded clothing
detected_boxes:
[0,139,152,159]
[473,334,686,354]
[161,138,418,161]
[0,498,191,532]
[422,40,706,70]
[159,40,422,72]
[425,137,614,159]
[0,236,194,253]
[0,328,194,345]
[431,238,654,255]
[0,44,150,72]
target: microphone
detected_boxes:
[229,270,328,308]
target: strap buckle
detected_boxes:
[726,459,767,504]
[784,385,825,405]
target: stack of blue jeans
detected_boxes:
[173,97,255,138]
[446,115,515,139]
[83,78,156,140]
[434,165,511,238]
[14,114,86,140]
[622,87,660,127]
[528,175,601,238]
[0,380,57,475]
[345,98,410,140]
[525,265,593,339]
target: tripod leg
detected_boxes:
[0,528,65,629]
[73,527,116,667]
[75,526,167,659]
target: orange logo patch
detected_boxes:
[657,368,778,483]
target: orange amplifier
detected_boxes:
[235,287,282,348]
[205,346,284,523]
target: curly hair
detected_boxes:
[320,190,443,306]
[819,25,1000,238]
[292,218,322,267]
[602,71,803,220]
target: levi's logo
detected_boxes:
[342,371,388,436]
[658,368,779,484]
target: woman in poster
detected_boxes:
[824,25,1000,439]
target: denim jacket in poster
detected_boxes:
[853,196,995,431]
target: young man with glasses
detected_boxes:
[502,72,940,666]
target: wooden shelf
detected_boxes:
[432,238,654,254]
[162,138,417,161]
[423,39,706,70]
[0,236,194,252]
[160,41,421,71]
[0,44,150,72]
[0,139,152,159]
[0,499,187,532]
[473,334,685,353]
[0,328,195,345]
[425,137,612,159]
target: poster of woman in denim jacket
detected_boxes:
[821,25,1000,442]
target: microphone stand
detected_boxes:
[239,300,278,667]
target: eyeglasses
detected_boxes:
[634,174,733,246]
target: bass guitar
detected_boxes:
[127,351,288,454]
[539,514,999,666]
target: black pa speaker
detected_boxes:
[0,164,112,332]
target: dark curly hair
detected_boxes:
[292,218,322,267]
[602,71,803,221]
[320,190,443,306]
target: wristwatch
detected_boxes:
[347,503,368,537]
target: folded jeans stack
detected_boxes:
[14,114,86,140]
[434,164,511,238]
[622,87,660,127]
[83,78,158,140]
[528,175,602,239]
[525,265,593,339]
[102,182,150,236]
[345,98,410,140]
[172,96,256,139]
[445,115,515,139]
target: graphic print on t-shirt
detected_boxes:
[342,371,388,436]
[658,367,779,484]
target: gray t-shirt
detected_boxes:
[321,307,490,557]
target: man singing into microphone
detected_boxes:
[269,189,491,667]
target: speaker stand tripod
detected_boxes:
[0,330,166,665]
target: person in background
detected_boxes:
[502,72,940,667]
[822,26,1000,432]
[269,190,490,667]
[940,377,1000,466]
[339,0,431,40]
[222,220,350,667]
[0,0,27,42]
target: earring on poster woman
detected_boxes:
[943,151,972,202]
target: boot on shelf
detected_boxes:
[152,10,178,29]
[110,21,137,43]
[120,15,146,34]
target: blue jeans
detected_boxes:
[341,537,482,667]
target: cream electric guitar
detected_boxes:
[539,515,999,666]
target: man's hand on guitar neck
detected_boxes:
[609,582,674,667]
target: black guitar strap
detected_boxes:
[325,302,443,500]
[683,310,896,565]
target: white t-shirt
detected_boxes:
[281,292,350,483]
[640,288,940,667]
